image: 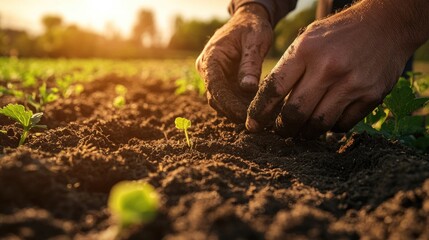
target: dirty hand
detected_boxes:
[196,3,272,122]
[246,0,429,138]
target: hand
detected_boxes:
[196,4,272,122]
[246,1,422,138]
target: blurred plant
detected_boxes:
[113,84,128,108]
[28,82,59,111]
[0,104,46,146]
[0,84,25,99]
[175,69,205,96]
[108,180,159,230]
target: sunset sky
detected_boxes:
[0,0,314,42]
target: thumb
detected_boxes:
[238,40,267,93]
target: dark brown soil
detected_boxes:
[1,74,429,240]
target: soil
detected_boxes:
[1,74,429,240]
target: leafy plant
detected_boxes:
[28,82,59,111]
[175,117,193,148]
[353,76,429,151]
[0,104,47,145]
[108,181,159,229]
[0,84,25,99]
[113,84,127,108]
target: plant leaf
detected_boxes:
[397,115,426,136]
[384,78,429,119]
[175,117,191,130]
[0,129,6,134]
[108,181,159,227]
[30,112,44,127]
[0,104,33,128]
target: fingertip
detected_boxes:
[245,118,261,132]
[240,75,259,92]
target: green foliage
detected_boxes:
[108,181,159,228]
[113,84,128,108]
[175,117,192,148]
[175,69,205,96]
[0,129,6,134]
[353,76,429,152]
[0,104,46,145]
[28,82,59,111]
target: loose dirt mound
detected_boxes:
[1,75,429,239]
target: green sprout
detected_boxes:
[113,84,127,108]
[0,104,47,146]
[28,82,59,111]
[108,181,159,229]
[175,117,192,148]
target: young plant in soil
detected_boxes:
[108,181,159,237]
[28,82,59,111]
[353,75,429,151]
[0,104,47,146]
[113,84,127,108]
[175,117,193,148]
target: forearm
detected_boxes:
[228,0,298,27]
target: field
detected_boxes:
[1,58,429,239]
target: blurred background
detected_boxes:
[0,0,428,60]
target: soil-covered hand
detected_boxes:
[246,0,429,138]
[196,3,273,122]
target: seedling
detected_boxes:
[113,84,127,108]
[353,76,429,151]
[0,104,47,146]
[28,82,59,111]
[108,181,159,229]
[175,117,192,148]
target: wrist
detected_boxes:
[235,3,270,23]
[354,0,429,56]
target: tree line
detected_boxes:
[1,6,428,60]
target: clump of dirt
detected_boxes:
[1,75,429,239]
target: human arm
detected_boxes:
[246,0,429,138]
[195,0,297,122]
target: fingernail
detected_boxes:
[245,118,260,132]
[240,75,258,91]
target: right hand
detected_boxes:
[196,3,273,122]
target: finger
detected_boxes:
[274,71,328,138]
[203,59,249,122]
[246,44,305,132]
[332,99,380,133]
[300,86,352,139]
[238,38,269,93]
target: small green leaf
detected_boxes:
[0,104,33,128]
[113,96,126,108]
[0,129,6,134]
[384,78,429,119]
[397,115,425,135]
[115,84,127,96]
[175,117,191,130]
[108,181,159,228]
